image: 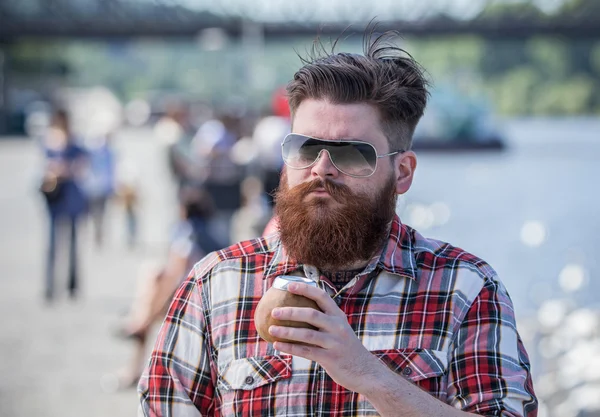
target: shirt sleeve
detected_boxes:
[138,267,217,416]
[447,277,538,417]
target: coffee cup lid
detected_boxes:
[273,275,318,291]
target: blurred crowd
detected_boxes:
[36,87,292,386]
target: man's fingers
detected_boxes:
[271,306,330,330]
[273,341,319,360]
[287,283,339,314]
[269,325,330,348]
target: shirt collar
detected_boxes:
[263,215,417,282]
[263,238,300,281]
[375,215,417,280]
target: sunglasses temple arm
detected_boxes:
[377,150,403,158]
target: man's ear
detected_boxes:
[394,151,417,195]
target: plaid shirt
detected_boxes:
[138,216,537,416]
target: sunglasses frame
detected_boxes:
[281,133,405,178]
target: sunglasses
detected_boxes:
[281,133,404,178]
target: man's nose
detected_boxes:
[310,149,339,179]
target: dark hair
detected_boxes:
[287,29,430,150]
[51,108,70,130]
[178,185,215,219]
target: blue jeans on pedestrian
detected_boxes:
[46,214,79,300]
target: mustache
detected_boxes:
[291,178,353,203]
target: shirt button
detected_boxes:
[245,376,255,385]
[402,367,412,376]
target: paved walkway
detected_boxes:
[0,129,177,417]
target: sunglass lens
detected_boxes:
[282,135,377,177]
[330,142,376,177]
[282,136,322,168]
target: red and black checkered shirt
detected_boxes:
[138,216,537,416]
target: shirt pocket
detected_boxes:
[356,348,449,414]
[373,348,448,383]
[217,355,292,416]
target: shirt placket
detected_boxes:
[303,265,357,415]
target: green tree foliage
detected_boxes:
[407,33,600,116]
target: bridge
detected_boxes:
[1,0,599,134]
[1,0,599,41]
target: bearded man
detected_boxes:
[138,31,537,417]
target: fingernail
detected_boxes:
[272,308,281,318]
[288,283,298,291]
[269,326,279,335]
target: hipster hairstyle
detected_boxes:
[287,29,430,151]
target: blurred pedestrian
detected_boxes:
[115,158,140,249]
[229,176,272,243]
[39,109,89,301]
[251,88,291,206]
[155,103,196,190]
[116,185,221,387]
[83,132,117,247]
[190,115,242,247]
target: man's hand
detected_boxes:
[269,283,481,417]
[269,282,384,394]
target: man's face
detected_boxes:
[284,99,396,203]
[274,99,409,271]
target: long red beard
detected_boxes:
[274,172,397,271]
